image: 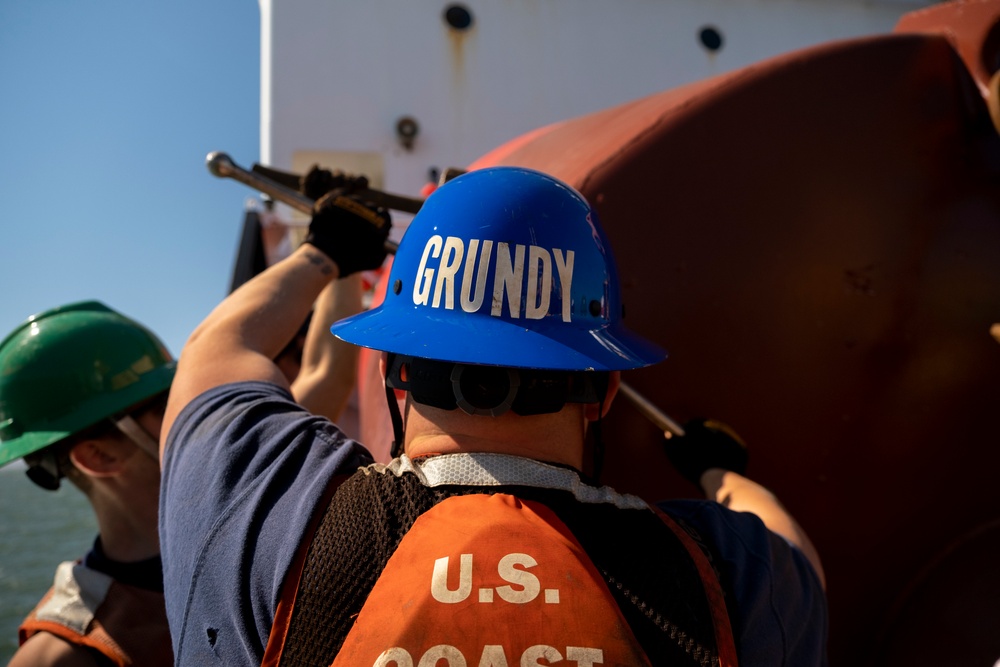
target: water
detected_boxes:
[0,461,97,663]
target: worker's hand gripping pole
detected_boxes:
[206,151,413,254]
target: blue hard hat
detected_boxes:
[330,167,665,371]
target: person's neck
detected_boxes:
[86,486,160,562]
[403,402,586,470]
[97,525,160,562]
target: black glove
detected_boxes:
[664,418,749,485]
[300,165,369,201]
[304,192,391,277]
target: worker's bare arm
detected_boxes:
[8,632,103,667]
[161,245,338,455]
[291,273,363,421]
[700,468,826,589]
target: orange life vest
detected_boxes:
[264,454,737,667]
[18,560,173,667]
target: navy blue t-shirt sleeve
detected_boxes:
[659,499,829,667]
[159,381,374,664]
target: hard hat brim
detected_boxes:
[0,429,70,469]
[331,306,666,371]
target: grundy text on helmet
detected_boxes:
[413,235,576,322]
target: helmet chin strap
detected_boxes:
[112,414,160,460]
[581,372,609,483]
[385,353,406,459]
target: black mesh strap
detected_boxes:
[278,470,434,666]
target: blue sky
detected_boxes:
[0,2,261,357]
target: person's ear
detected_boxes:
[68,439,126,478]
[585,371,621,421]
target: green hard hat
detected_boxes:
[0,301,176,468]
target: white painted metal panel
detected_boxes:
[260,0,935,200]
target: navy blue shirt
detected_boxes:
[160,381,826,665]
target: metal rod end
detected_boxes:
[206,151,234,178]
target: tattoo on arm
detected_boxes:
[303,248,335,276]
